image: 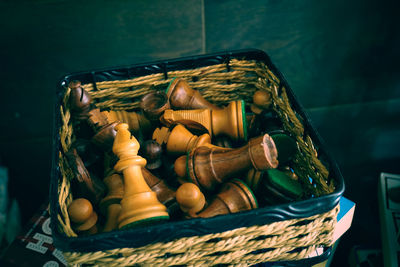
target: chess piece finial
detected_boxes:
[65,148,106,205]
[197,180,258,218]
[113,123,169,229]
[251,90,272,114]
[68,198,98,234]
[176,183,206,217]
[178,134,278,192]
[161,100,247,141]
[141,140,163,170]
[140,91,170,122]
[166,78,221,110]
[99,173,124,232]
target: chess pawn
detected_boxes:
[176,134,278,192]
[166,78,221,110]
[65,148,106,205]
[99,173,124,232]
[197,180,258,218]
[161,100,247,141]
[113,123,169,229]
[68,198,98,235]
[176,183,206,218]
[251,90,272,115]
[140,140,163,170]
[141,167,176,208]
[140,91,170,122]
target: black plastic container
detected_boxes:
[50,49,345,265]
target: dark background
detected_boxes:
[0,0,399,266]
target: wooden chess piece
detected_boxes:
[140,140,163,170]
[176,134,279,192]
[176,183,206,218]
[68,198,98,234]
[68,80,118,151]
[251,90,272,115]
[113,123,169,229]
[161,100,247,141]
[270,132,298,165]
[140,91,170,122]
[65,148,106,205]
[103,110,151,136]
[257,169,303,206]
[244,168,263,191]
[141,167,176,208]
[197,180,258,218]
[99,173,124,232]
[166,78,221,110]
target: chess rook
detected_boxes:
[140,91,170,122]
[113,123,169,229]
[166,78,221,110]
[161,100,247,141]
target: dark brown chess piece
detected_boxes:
[166,78,221,110]
[161,100,247,141]
[113,123,169,229]
[68,80,118,150]
[141,167,176,208]
[251,90,272,115]
[140,91,170,122]
[65,148,106,205]
[99,173,124,232]
[175,134,278,192]
[140,140,163,170]
[178,180,258,219]
[68,198,98,235]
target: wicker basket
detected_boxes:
[50,49,344,266]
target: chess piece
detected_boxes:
[176,134,278,192]
[65,148,106,205]
[141,167,176,208]
[166,78,221,110]
[68,80,118,150]
[197,180,258,218]
[176,183,206,218]
[140,91,170,122]
[251,90,272,115]
[270,132,298,165]
[103,110,151,136]
[140,140,163,170]
[161,100,247,141]
[244,168,263,191]
[113,123,169,229]
[68,198,98,234]
[257,169,303,206]
[99,173,124,232]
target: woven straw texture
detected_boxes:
[56,58,338,266]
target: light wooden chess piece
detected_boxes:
[175,134,278,192]
[113,123,169,229]
[161,100,247,141]
[99,173,124,232]
[103,109,151,135]
[68,198,98,235]
[166,78,221,110]
[153,125,230,155]
[251,90,272,114]
[176,183,206,218]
